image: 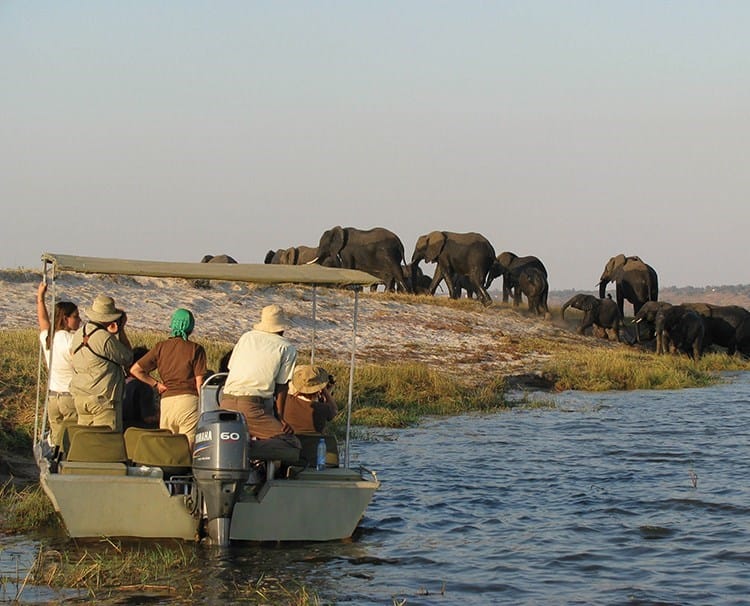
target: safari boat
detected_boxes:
[33,253,381,545]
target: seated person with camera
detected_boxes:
[282,365,338,434]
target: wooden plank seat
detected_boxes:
[123,427,172,462]
[58,429,128,476]
[131,433,192,479]
[296,434,339,469]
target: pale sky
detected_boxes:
[2,2,748,290]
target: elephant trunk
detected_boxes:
[410,262,420,291]
[561,302,569,320]
[598,280,608,299]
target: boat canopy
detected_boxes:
[41,253,380,287]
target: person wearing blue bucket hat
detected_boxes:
[130,308,207,446]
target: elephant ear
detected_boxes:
[425,231,446,263]
[330,226,347,255]
[497,251,517,271]
[200,254,214,263]
[411,234,429,263]
[600,254,623,282]
[582,297,600,312]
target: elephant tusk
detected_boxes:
[306,257,319,265]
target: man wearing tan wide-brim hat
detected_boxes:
[283,365,338,434]
[69,294,133,431]
[221,304,299,440]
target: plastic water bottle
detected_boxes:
[316,438,326,471]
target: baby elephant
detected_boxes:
[561,294,621,341]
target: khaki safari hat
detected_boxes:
[253,304,291,333]
[291,365,330,394]
[86,294,123,324]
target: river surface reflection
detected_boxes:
[6,373,750,605]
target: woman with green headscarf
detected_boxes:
[130,308,207,446]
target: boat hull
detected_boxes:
[40,467,198,540]
[231,469,379,541]
[40,462,378,542]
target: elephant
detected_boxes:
[659,305,705,359]
[264,249,283,264]
[735,317,750,358]
[516,266,550,317]
[412,264,477,299]
[486,252,548,305]
[264,246,318,265]
[195,254,238,288]
[633,300,673,349]
[200,254,237,264]
[689,304,750,355]
[452,273,479,299]
[316,226,409,292]
[411,231,496,305]
[598,254,658,317]
[398,264,433,295]
[561,293,621,341]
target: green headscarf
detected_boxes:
[170,308,195,340]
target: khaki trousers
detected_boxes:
[75,396,120,432]
[160,394,199,445]
[47,391,77,446]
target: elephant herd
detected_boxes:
[201,227,749,360]
[633,301,750,360]
[262,226,548,311]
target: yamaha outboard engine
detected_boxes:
[192,409,249,546]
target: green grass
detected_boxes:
[328,362,509,428]
[544,348,749,391]
[29,539,199,598]
[26,539,320,603]
[0,481,58,533]
[0,329,41,452]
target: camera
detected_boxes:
[327,374,336,387]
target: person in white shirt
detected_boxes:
[36,282,81,448]
[221,304,297,439]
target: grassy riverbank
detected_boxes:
[3,324,748,456]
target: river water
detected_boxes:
[4,373,750,605]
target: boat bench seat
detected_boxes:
[296,434,339,468]
[60,424,113,458]
[248,436,301,464]
[131,433,192,479]
[124,427,173,462]
[58,461,127,476]
[65,429,128,463]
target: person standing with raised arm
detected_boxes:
[36,282,81,451]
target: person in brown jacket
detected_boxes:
[130,308,207,446]
[283,365,338,435]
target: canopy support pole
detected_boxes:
[310,285,317,365]
[35,261,54,446]
[344,287,360,469]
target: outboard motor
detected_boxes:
[192,409,249,546]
